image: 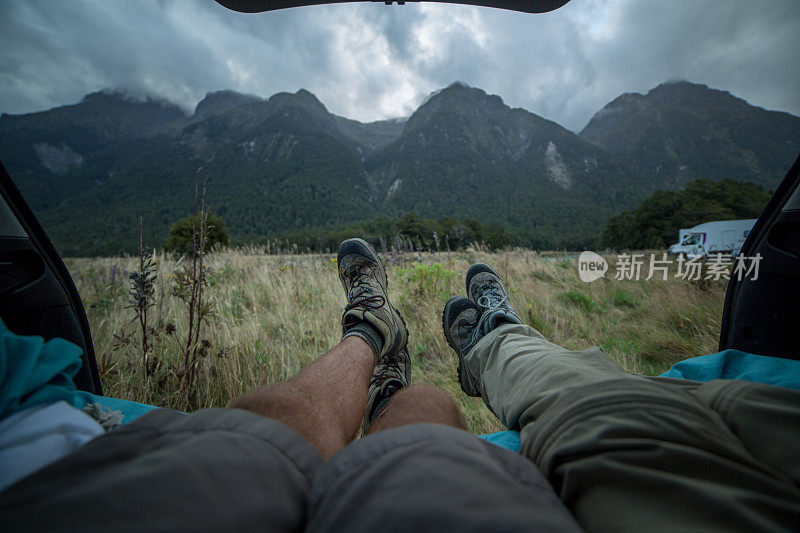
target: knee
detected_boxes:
[394,385,458,409]
[231,382,315,419]
[372,385,465,431]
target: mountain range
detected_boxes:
[580,81,800,191]
[1,81,798,255]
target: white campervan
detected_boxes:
[668,219,756,258]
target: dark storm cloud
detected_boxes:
[460,0,800,131]
[1,0,798,131]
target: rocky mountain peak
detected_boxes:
[405,83,509,137]
[579,79,800,191]
[266,89,329,117]
[1,81,795,256]
[193,90,262,120]
[79,89,185,115]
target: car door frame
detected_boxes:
[719,153,800,358]
[0,162,102,394]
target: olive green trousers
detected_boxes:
[466,323,800,532]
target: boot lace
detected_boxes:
[372,366,402,387]
[465,282,513,350]
[342,270,386,325]
[460,319,480,354]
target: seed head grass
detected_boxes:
[65,248,726,434]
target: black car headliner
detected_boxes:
[216,0,571,14]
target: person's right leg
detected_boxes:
[445,263,800,532]
[367,384,465,433]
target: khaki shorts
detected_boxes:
[0,408,581,533]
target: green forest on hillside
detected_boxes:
[263,213,511,252]
[601,179,771,250]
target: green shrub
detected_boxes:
[611,290,638,308]
[164,214,230,254]
[396,262,458,304]
[558,290,601,313]
[602,179,770,250]
[600,337,640,355]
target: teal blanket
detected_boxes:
[0,319,84,420]
[659,349,800,390]
[0,319,156,424]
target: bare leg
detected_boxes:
[367,385,465,434]
[232,336,373,460]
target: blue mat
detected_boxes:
[74,392,160,424]
[477,430,522,451]
[659,349,800,391]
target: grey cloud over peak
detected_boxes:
[1,0,798,132]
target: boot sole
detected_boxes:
[441,296,480,397]
[441,296,466,353]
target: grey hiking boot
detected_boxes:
[442,296,482,397]
[466,263,522,335]
[363,347,411,433]
[338,238,408,361]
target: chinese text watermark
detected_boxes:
[578,252,762,282]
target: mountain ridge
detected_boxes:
[362,83,646,247]
[580,80,800,190]
[0,80,797,255]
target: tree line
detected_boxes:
[601,179,771,250]
[163,179,772,254]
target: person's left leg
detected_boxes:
[1,297,384,530]
[442,263,800,532]
[0,239,412,532]
[232,335,375,460]
[0,407,324,532]
[235,237,411,459]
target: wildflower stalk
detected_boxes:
[127,216,156,377]
[170,168,214,409]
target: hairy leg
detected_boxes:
[367,385,465,434]
[232,336,373,460]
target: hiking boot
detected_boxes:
[442,296,482,397]
[338,238,408,361]
[465,263,522,335]
[363,347,411,432]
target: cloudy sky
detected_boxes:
[1,0,798,132]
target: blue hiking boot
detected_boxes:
[465,263,522,335]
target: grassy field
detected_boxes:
[65,248,727,435]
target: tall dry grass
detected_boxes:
[65,248,726,435]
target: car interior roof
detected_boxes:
[215,0,571,15]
